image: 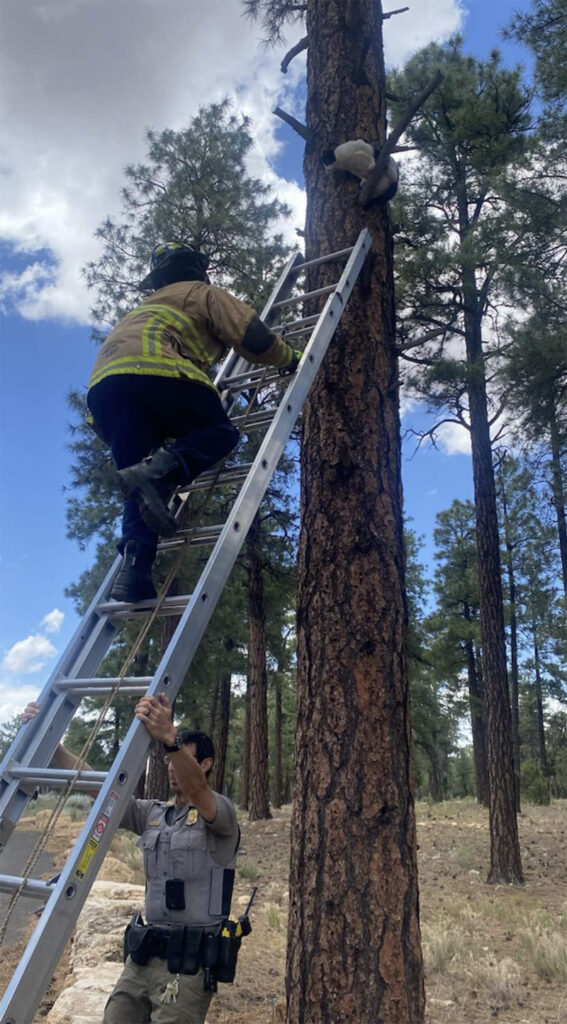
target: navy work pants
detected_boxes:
[87,375,239,554]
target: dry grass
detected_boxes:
[2,800,566,1023]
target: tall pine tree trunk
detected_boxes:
[273,670,283,808]
[287,4,424,1021]
[146,615,180,800]
[213,671,231,794]
[500,488,522,813]
[531,614,550,803]
[549,407,567,598]
[247,518,272,821]
[241,680,250,811]
[459,246,523,882]
[465,635,489,807]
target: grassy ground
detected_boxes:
[1,797,565,1023]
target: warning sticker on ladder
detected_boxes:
[75,791,119,881]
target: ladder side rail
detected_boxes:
[0,566,123,842]
[0,550,122,772]
[0,719,154,1024]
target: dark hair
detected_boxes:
[178,729,215,767]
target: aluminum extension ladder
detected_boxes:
[0,228,371,1024]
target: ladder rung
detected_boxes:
[222,367,281,389]
[0,874,55,899]
[271,284,337,310]
[158,525,224,551]
[293,245,355,271]
[230,410,276,432]
[97,595,192,618]
[58,685,147,698]
[271,314,320,332]
[179,463,254,493]
[55,677,153,690]
[282,324,317,340]
[8,767,106,788]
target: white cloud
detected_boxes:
[1,634,58,675]
[0,0,463,322]
[0,683,40,726]
[436,420,472,456]
[384,0,464,67]
[40,608,65,635]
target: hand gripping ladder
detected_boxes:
[0,228,371,1024]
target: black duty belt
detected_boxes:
[124,912,245,990]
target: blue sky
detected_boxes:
[0,0,534,723]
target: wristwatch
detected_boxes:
[163,735,182,754]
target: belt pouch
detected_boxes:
[202,927,220,970]
[216,920,240,983]
[180,927,204,975]
[125,919,153,965]
[166,925,186,974]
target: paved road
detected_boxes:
[0,832,55,945]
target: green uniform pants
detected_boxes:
[102,956,213,1024]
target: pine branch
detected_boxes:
[273,106,309,141]
[360,70,444,207]
[382,6,410,20]
[396,326,457,352]
[281,35,308,73]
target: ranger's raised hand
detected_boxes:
[134,693,177,746]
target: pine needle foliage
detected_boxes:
[83,100,293,341]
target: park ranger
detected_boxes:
[23,695,240,1024]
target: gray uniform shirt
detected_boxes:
[120,792,239,927]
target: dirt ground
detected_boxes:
[0,798,565,1023]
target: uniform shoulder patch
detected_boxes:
[186,808,199,825]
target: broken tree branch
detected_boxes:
[359,69,443,207]
[382,6,410,19]
[281,35,308,73]
[273,106,309,141]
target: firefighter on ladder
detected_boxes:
[87,242,300,604]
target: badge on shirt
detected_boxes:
[148,820,161,827]
[186,808,199,825]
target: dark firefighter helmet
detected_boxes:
[139,241,210,291]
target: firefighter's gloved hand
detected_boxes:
[280,349,302,376]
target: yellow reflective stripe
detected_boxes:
[88,356,216,391]
[142,315,168,359]
[125,304,209,363]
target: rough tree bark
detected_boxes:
[549,408,567,599]
[241,680,250,811]
[213,670,232,794]
[247,516,272,821]
[499,481,522,813]
[286,3,424,1021]
[464,635,489,807]
[531,614,550,804]
[273,670,283,808]
[146,614,180,800]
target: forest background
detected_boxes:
[0,0,565,815]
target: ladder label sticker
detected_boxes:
[74,791,120,881]
[75,838,98,880]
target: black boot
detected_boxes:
[119,447,181,537]
[110,541,157,603]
